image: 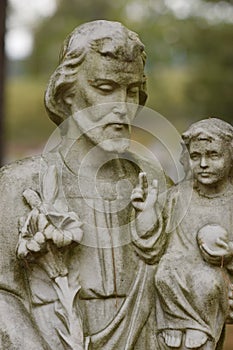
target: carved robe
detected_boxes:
[0,150,169,349]
[155,181,232,348]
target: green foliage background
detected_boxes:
[5,0,233,161]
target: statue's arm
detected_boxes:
[0,291,51,349]
[0,162,51,349]
[131,173,168,264]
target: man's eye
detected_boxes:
[210,153,220,160]
[127,86,139,95]
[97,84,114,92]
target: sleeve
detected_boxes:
[130,204,166,265]
[0,292,51,349]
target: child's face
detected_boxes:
[189,138,232,186]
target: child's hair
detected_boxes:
[180,117,233,178]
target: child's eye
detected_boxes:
[190,153,200,161]
[210,153,220,160]
[127,86,139,95]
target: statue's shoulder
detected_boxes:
[166,179,193,204]
[0,155,42,190]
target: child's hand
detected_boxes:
[131,172,158,212]
[197,224,233,266]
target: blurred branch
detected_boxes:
[0,0,7,166]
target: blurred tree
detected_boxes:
[204,0,233,3]
[181,21,233,121]
[141,16,233,126]
[28,0,126,76]
[5,0,232,161]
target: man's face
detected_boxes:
[68,51,144,153]
[189,138,232,186]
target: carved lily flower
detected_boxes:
[17,189,83,259]
[17,164,88,350]
[46,211,83,247]
[17,164,83,258]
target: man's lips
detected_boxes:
[104,122,129,130]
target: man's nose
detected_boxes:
[112,102,128,118]
[200,156,208,168]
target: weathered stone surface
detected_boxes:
[0,20,169,349]
[152,118,233,350]
[1,19,232,350]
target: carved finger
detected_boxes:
[144,188,156,209]
[131,172,147,204]
[145,180,159,209]
[216,237,229,249]
[138,172,148,196]
[201,243,225,257]
[131,189,144,202]
[138,171,146,187]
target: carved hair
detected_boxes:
[44,20,147,128]
[180,117,233,176]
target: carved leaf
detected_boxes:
[54,301,70,333]
[53,276,85,350]
[56,328,84,350]
[42,165,58,204]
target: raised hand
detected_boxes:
[131,172,159,235]
[131,172,158,212]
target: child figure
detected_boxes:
[131,118,233,350]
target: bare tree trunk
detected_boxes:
[0,0,7,166]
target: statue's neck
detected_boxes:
[195,178,232,198]
[59,134,124,178]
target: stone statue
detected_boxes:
[132,118,233,350]
[0,20,170,349]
